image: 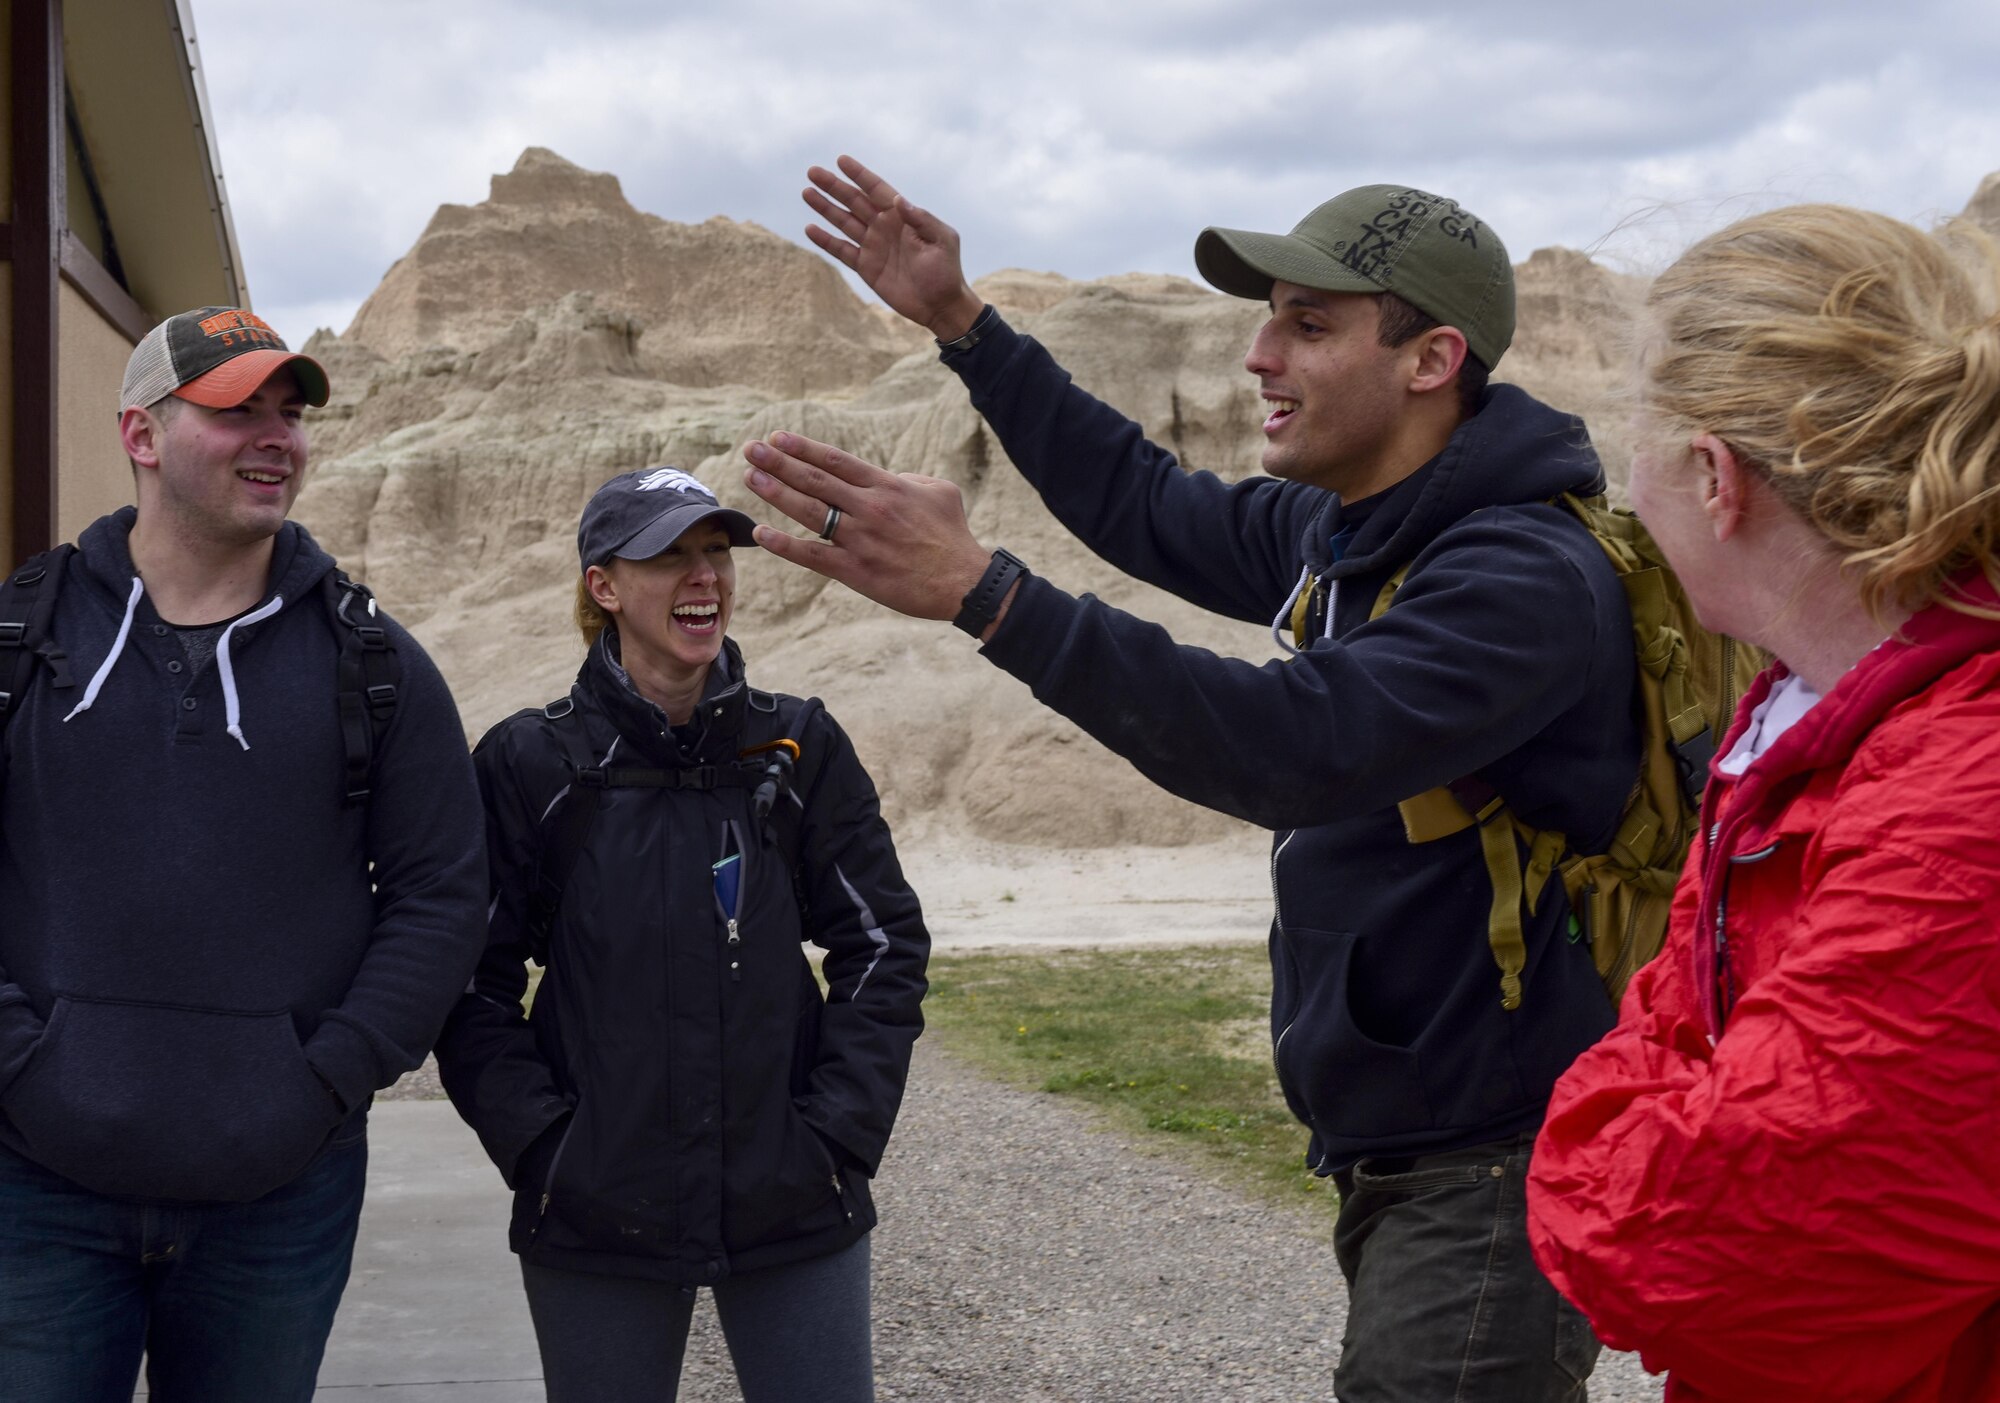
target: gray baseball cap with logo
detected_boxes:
[577,467,757,572]
[1194,185,1516,369]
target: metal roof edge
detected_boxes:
[163,0,247,308]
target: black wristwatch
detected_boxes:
[935,304,997,357]
[953,548,1029,638]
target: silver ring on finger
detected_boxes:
[818,505,842,542]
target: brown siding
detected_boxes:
[56,280,129,541]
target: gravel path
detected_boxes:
[391,1039,1656,1402]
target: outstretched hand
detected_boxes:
[803,156,985,342]
[742,432,999,627]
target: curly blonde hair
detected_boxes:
[1640,204,2000,618]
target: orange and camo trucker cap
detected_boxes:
[120,307,330,414]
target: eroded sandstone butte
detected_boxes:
[291,149,1996,848]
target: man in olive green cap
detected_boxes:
[744,158,1635,1401]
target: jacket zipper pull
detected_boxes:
[1713,904,1731,1025]
[714,850,744,982]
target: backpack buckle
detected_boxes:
[365,682,398,714]
[354,624,388,651]
[576,767,607,788]
[0,623,24,646]
[1672,727,1717,806]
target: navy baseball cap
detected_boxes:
[577,468,757,572]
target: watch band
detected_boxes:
[935,304,997,357]
[953,548,1029,638]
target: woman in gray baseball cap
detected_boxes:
[437,467,931,1403]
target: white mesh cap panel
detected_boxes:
[119,321,183,412]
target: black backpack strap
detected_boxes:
[524,696,760,953]
[0,544,78,721]
[742,694,826,929]
[324,572,401,806]
[579,764,761,791]
[524,693,822,954]
[525,694,607,958]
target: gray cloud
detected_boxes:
[190,0,2000,348]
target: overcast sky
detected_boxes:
[191,0,2000,351]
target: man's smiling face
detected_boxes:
[144,366,311,548]
[1242,283,1417,500]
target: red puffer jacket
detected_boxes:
[1527,582,2000,1402]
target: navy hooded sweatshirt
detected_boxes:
[947,313,1640,1169]
[0,507,485,1202]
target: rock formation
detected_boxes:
[292,149,2000,851]
[341,148,922,396]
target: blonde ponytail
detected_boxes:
[1641,205,2000,618]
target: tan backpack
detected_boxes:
[1353,493,1764,1010]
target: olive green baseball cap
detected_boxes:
[1195,185,1515,369]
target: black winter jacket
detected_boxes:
[947,313,1640,1170]
[435,634,929,1284]
[0,508,485,1202]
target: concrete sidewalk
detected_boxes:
[172,1050,1660,1402]
[312,1102,542,1400]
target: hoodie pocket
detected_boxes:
[1272,928,1435,1141]
[1,996,336,1203]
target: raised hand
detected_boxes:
[803,156,985,342]
[742,432,1001,627]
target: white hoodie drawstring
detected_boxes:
[1270,565,1312,658]
[63,577,145,723]
[217,595,284,750]
[1268,566,1343,658]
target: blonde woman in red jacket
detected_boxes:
[1527,204,2000,1402]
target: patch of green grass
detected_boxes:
[922,944,1337,1216]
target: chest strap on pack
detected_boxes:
[1369,560,1566,1012]
[523,695,812,956]
[1394,774,1566,1012]
[573,764,761,791]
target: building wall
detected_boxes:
[5,0,241,566]
[0,0,13,190]
[56,282,135,543]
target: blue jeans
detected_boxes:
[1332,1133,1599,1402]
[521,1234,875,1403]
[0,1129,367,1403]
